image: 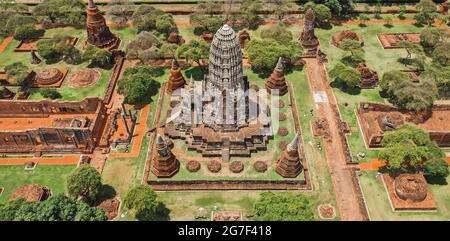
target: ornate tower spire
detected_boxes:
[299,8,319,56]
[265,57,288,96]
[152,134,179,178]
[166,58,185,94]
[86,0,120,50]
[275,131,303,178]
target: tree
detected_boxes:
[13,24,45,41]
[196,0,223,16]
[398,5,407,19]
[424,158,449,181]
[176,40,210,66]
[33,0,85,25]
[313,4,332,24]
[4,62,30,90]
[414,0,437,26]
[338,39,365,66]
[67,165,102,202]
[329,61,361,89]
[260,23,293,45]
[40,88,61,99]
[420,27,447,50]
[117,65,160,104]
[379,125,444,173]
[37,39,59,60]
[106,0,135,24]
[155,13,177,37]
[271,0,296,21]
[245,38,302,73]
[389,80,437,113]
[0,199,27,221]
[432,42,450,66]
[233,0,262,25]
[189,14,223,34]
[12,195,107,221]
[384,15,394,27]
[126,31,160,59]
[380,70,410,94]
[124,185,170,221]
[422,64,450,98]
[358,14,370,26]
[82,45,112,68]
[253,192,315,221]
[324,0,342,16]
[3,14,37,38]
[374,3,382,19]
[132,5,160,32]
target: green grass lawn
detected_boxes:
[0,26,137,101]
[0,165,75,202]
[360,171,450,220]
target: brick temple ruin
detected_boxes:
[356,102,450,148]
[265,57,288,96]
[377,33,421,49]
[0,98,107,155]
[299,8,319,57]
[86,0,120,50]
[165,24,272,162]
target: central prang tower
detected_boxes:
[165,25,272,162]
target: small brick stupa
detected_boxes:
[265,57,288,96]
[151,134,179,178]
[86,0,120,50]
[275,132,303,178]
[299,8,319,56]
[166,58,186,94]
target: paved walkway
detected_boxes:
[304,58,367,221]
[0,35,13,54]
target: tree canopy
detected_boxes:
[67,164,103,202]
[117,65,160,105]
[380,70,411,94]
[0,195,107,221]
[329,61,361,89]
[124,185,170,221]
[379,124,445,174]
[414,0,437,25]
[246,38,302,73]
[33,0,85,25]
[132,5,176,36]
[176,40,210,66]
[260,23,293,45]
[253,192,315,221]
[389,79,437,113]
[82,45,112,68]
[106,0,136,24]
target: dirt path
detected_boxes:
[0,35,13,54]
[304,58,367,221]
[0,155,79,165]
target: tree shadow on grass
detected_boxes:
[330,80,361,95]
[184,66,207,80]
[96,184,117,205]
[424,175,448,185]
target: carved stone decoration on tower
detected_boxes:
[165,24,272,162]
[151,134,179,178]
[265,57,288,96]
[86,0,120,50]
[166,58,186,94]
[275,132,304,178]
[299,8,319,56]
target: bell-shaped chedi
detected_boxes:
[265,57,288,96]
[166,58,186,94]
[275,132,303,178]
[356,63,379,88]
[86,0,120,50]
[151,134,179,178]
[299,8,319,56]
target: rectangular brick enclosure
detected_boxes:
[356,102,450,148]
[377,33,421,49]
[0,97,107,155]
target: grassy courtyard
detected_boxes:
[0,26,137,101]
[0,165,75,202]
